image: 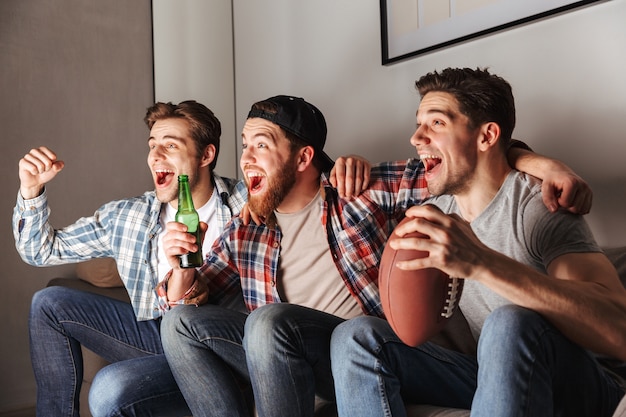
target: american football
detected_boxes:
[379,217,463,347]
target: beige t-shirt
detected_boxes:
[274,191,362,320]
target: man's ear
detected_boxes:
[200,144,216,168]
[478,122,500,151]
[296,146,315,172]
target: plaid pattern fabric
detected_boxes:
[201,159,430,318]
[13,173,247,321]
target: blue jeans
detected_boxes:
[160,303,252,417]
[243,303,345,417]
[331,305,625,417]
[29,286,190,417]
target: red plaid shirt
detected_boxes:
[199,159,429,317]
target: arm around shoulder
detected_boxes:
[507,144,592,214]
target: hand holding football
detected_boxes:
[379,217,463,347]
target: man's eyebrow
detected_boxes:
[418,107,457,121]
[242,130,278,145]
[147,135,186,143]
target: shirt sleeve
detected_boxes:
[366,159,430,214]
[12,189,114,266]
[525,196,601,267]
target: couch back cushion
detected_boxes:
[76,257,123,288]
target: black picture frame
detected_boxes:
[380,0,606,65]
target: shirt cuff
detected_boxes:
[16,188,48,215]
[156,270,209,311]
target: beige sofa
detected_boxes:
[48,246,626,417]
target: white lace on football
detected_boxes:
[441,277,463,318]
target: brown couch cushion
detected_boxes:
[47,277,130,303]
[75,257,123,288]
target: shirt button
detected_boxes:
[272,242,279,248]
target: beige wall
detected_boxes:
[0,1,153,412]
[152,0,238,178]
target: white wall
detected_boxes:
[231,0,626,247]
[152,0,238,178]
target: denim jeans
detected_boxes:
[331,305,624,417]
[243,303,345,417]
[29,286,190,417]
[160,303,252,417]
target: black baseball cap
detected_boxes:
[247,95,334,172]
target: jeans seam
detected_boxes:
[68,334,78,417]
[375,343,394,417]
[59,319,159,356]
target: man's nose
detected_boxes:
[410,126,428,146]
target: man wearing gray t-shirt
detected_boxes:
[331,68,626,417]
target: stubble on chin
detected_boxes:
[427,175,468,198]
[156,187,177,204]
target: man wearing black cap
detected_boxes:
[159,95,594,417]
[159,95,404,416]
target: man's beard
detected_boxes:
[247,159,298,218]
[427,174,469,197]
[427,157,474,197]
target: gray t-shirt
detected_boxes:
[428,171,601,340]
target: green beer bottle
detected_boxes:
[175,174,203,268]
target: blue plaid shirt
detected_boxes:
[13,173,247,321]
[200,159,429,318]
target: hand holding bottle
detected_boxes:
[162,220,208,270]
[175,175,204,268]
[161,219,206,301]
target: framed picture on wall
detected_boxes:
[380,0,606,65]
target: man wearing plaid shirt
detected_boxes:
[13,101,247,417]
[159,95,592,417]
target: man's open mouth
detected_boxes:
[247,171,265,192]
[155,169,175,186]
[420,155,442,172]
